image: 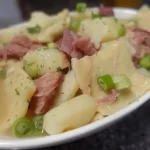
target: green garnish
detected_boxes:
[24,62,39,78]
[76,2,87,13]
[140,55,150,69]
[97,74,115,91]
[0,67,6,79]
[70,17,81,32]
[117,24,126,37]
[12,117,47,138]
[12,118,34,137]
[92,12,103,19]
[27,24,41,34]
[32,115,44,131]
[112,74,131,90]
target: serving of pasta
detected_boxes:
[0,3,150,139]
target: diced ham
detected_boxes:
[56,29,97,59]
[61,29,78,54]
[59,29,83,58]
[0,35,43,60]
[128,27,150,66]
[96,89,118,104]
[70,49,83,59]
[73,37,97,56]
[29,71,64,115]
[99,4,114,16]
[56,29,83,58]
[129,27,150,59]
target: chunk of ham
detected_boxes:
[129,27,150,59]
[56,29,97,59]
[29,71,64,115]
[96,89,118,104]
[99,4,114,16]
[0,35,43,60]
[73,37,98,56]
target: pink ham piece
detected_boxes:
[0,35,43,60]
[99,4,114,16]
[129,27,150,59]
[29,71,64,115]
[96,89,118,104]
[56,29,97,59]
[73,37,97,56]
[128,27,150,66]
[56,29,83,58]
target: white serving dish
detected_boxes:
[0,7,146,150]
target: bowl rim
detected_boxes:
[0,7,142,150]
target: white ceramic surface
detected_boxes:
[0,8,146,150]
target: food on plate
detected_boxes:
[72,56,92,94]
[92,38,150,115]
[44,94,96,135]
[0,64,36,133]
[54,70,79,106]
[79,17,123,48]
[0,3,150,138]
[23,48,70,78]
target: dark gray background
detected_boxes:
[0,0,149,28]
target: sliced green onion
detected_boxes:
[47,43,56,49]
[97,74,115,91]
[70,17,81,32]
[12,118,34,137]
[27,24,41,34]
[92,12,103,19]
[32,115,44,131]
[76,3,87,13]
[24,62,39,78]
[0,67,6,79]
[117,24,126,37]
[112,74,131,90]
[140,55,150,69]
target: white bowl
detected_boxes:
[0,7,147,150]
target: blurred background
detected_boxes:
[0,0,149,28]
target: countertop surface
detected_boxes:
[31,99,150,150]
